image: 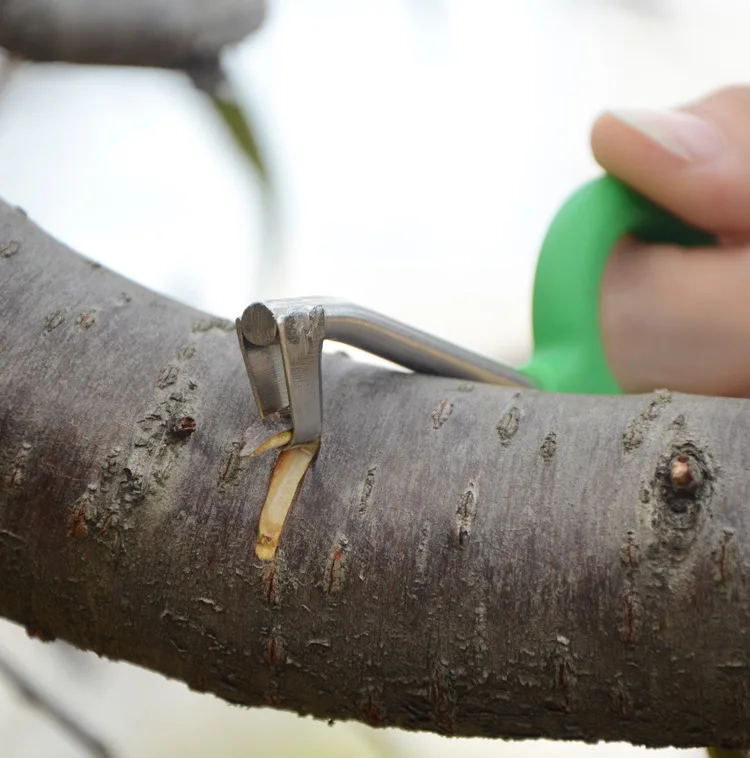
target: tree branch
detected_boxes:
[0,0,265,68]
[0,200,749,750]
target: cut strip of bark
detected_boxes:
[240,410,293,458]
[256,440,319,560]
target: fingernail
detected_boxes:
[609,108,724,162]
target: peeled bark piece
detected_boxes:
[1,199,750,750]
[0,0,265,67]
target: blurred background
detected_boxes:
[0,0,745,755]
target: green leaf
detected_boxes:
[209,92,269,189]
[201,75,282,286]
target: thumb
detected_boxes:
[591,86,750,238]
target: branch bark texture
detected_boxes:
[0,200,749,749]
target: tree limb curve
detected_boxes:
[0,200,749,750]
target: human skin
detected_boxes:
[595,86,750,398]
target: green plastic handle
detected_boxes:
[520,174,716,394]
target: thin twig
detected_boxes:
[0,650,115,758]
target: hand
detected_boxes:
[594,86,750,397]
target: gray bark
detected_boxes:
[0,199,749,750]
[0,0,265,68]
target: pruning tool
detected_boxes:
[237,175,716,450]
